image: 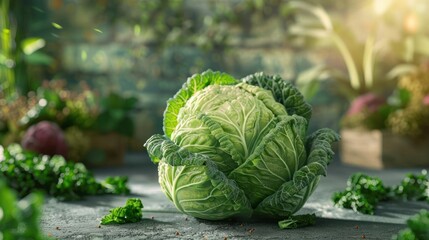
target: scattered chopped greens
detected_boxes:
[333,171,429,215]
[394,170,429,201]
[0,179,46,240]
[100,198,143,225]
[332,190,376,215]
[278,213,316,229]
[102,176,131,195]
[332,173,390,215]
[393,210,429,240]
[0,144,130,200]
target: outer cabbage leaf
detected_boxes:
[145,134,252,220]
[228,115,307,207]
[171,83,288,174]
[254,128,340,219]
[164,70,237,138]
[242,72,312,122]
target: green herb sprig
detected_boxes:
[100,198,144,225]
[332,173,390,215]
[333,171,428,215]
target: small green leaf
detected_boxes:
[278,213,316,229]
[52,22,63,29]
[21,38,46,55]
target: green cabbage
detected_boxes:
[145,70,339,220]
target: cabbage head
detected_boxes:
[145,70,339,220]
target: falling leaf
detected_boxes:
[52,22,63,29]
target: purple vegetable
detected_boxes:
[21,121,68,157]
[347,93,385,116]
[423,95,429,106]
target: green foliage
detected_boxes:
[394,170,429,202]
[341,105,395,131]
[1,0,53,99]
[2,81,138,143]
[145,70,339,220]
[100,198,144,225]
[138,0,292,51]
[387,69,429,138]
[0,179,46,240]
[393,210,429,240]
[93,92,138,137]
[20,86,96,130]
[102,176,131,195]
[334,171,429,215]
[278,213,316,229]
[0,144,130,200]
[332,173,390,215]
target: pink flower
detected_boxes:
[21,121,68,157]
[347,93,386,116]
[423,95,429,106]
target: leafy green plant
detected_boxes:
[93,92,138,137]
[341,65,429,136]
[393,210,429,240]
[0,0,53,99]
[145,70,339,220]
[387,67,429,138]
[394,170,429,202]
[332,173,390,215]
[286,1,429,99]
[19,81,97,131]
[0,144,130,200]
[334,171,429,215]
[0,178,46,240]
[100,198,144,225]
[287,1,378,98]
[102,176,131,195]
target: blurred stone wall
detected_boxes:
[46,0,347,150]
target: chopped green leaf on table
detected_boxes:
[278,213,316,229]
[394,170,429,201]
[393,210,429,240]
[100,198,144,225]
[0,144,130,200]
[102,176,131,195]
[334,171,429,214]
[332,173,390,214]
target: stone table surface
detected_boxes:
[41,154,428,240]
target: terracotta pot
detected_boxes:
[340,129,429,169]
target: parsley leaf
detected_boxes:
[393,210,429,240]
[332,173,389,215]
[100,198,144,225]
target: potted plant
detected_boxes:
[341,65,429,168]
[0,80,139,167]
[84,92,138,167]
[287,1,429,168]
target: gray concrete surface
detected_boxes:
[41,154,428,239]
